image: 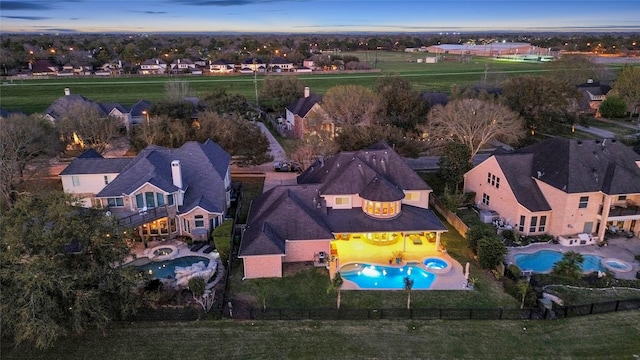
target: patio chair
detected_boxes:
[190,242,206,252]
[203,245,216,254]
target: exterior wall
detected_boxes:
[61,173,119,207]
[284,239,331,263]
[242,255,283,279]
[537,180,600,236]
[402,189,431,209]
[178,207,222,239]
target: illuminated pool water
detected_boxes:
[135,256,210,279]
[340,263,436,289]
[514,250,605,273]
[424,258,449,270]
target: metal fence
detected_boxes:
[248,298,640,321]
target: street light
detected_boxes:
[142,110,149,125]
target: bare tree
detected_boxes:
[320,85,381,127]
[545,55,610,86]
[424,98,525,158]
[55,102,121,154]
[0,114,62,209]
[164,80,192,102]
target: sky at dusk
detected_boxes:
[1,0,639,34]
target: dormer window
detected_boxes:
[362,199,401,219]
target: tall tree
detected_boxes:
[164,80,192,102]
[260,76,304,114]
[545,55,609,86]
[0,114,62,209]
[374,75,429,133]
[611,65,640,117]
[438,142,473,192]
[321,85,381,127]
[502,76,581,135]
[0,192,139,349]
[425,98,525,158]
[55,102,121,154]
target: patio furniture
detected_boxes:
[190,242,206,252]
[203,245,216,254]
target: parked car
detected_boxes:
[274,161,302,173]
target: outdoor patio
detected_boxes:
[506,237,640,280]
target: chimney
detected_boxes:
[64,88,70,96]
[171,160,183,189]
[304,87,310,98]
[587,78,594,84]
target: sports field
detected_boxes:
[1,54,550,113]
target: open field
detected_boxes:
[3,310,640,360]
[0,55,553,114]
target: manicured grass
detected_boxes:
[3,310,640,359]
[232,176,265,224]
[1,57,553,113]
[544,286,640,306]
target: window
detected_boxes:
[168,194,175,206]
[482,193,490,206]
[104,175,109,185]
[538,216,547,232]
[136,194,144,208]
[519,216,525,232]
[335,196,350,206]
[487,172,492,184]
[618,195,627,201]
[183,218,190,233]
[487,172,500,188]
[194,215,205,228]
[107,197,124,207]
[156,193,165,206]
[579,196,589,209]
[495,177,500,189]
[72,176,80,187]
[529,216,538,233]
[145,192,156,208]
[404,192,419,201]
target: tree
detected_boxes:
[466,226,496,254]
[374,75,428,133]
[0,114,62,209]
[0,192,139,349]
[611,65,640,117]
[404,276,414,310]
[438,142,472,192]
[517,280,530,309]
[502,76,581,135]
[552,251,584,279]
[54,101,121,154]
[149,100,196,121]
[545,55,609,86]
[326,272,344,309]
[164,80,191,102]
[200,89,253,115]
[599,95,627,118]
[425,98,525,158]
[477,236,507,269]
[260,76,304,113]
[321,85,381,127]
[188,277,215,313]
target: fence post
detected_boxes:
[615,300,620,312]
[499,308,503,320]
[469,309,473,319]
[590,303,595,315]
[563,306,569,318]
[439,308,443,319]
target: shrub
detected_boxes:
[477,236,507,269]
[502,278,537,308]
[635,254,640,262]
[501,229,516,243]
[505,264,521,281]
[466,225,496,254]
[599,95,627,118]
[552,251,584,279]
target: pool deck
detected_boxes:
[507,238,640,280]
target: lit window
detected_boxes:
[578,196,589,209]
[335,196,350,206]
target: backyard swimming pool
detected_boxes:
[514,250,605,273]
[340,263,436,289]
[135,256,210,279]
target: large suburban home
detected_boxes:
[139,58,167,74]
[209,59,234,73]
[170,58,197,74]
[60,140,232,242]
[464,137,640,246]
[240,58,266,73]
[577,79,612,116]
[239,141,451,281]
[268,56,294,72]
[284,87,328,138]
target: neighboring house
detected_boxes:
[284,87,327,138]
[268,56,294,72]
[129,99,153,127]
[577,79,612,116]
[294,66,312,73]
[240,58,266,73]
[60,140,232,241]
[170,58,197,73]
[29,59,58,76]
[139,58,167,74]
[463,137,640,245]
[209,59,234,73]
[239,141,449,279]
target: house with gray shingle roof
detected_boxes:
[577,79,612,116]
[60,139,231,241]
[239,141,451,280]
[284,87,327,138]
[268,56,294,72]
[464,137,640,244]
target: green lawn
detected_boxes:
[0,57,553,113]
[3,311,640,360]
[232,176,265,224]
[544,286,640,306]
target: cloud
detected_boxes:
[171,0,288,6]
[0,1,51,10]
[2,15,50,20]
[131,10,168,14]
